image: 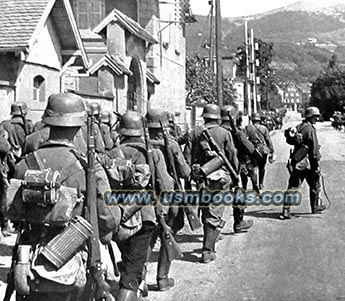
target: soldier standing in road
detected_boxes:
[246,113,275,190]
[185,104,238,263]
[8,93,120,301]
[1,102,34,161]
[146,108,190,291]
[220,105,255,233]
[112,110,174,300]
[282,106,326,219]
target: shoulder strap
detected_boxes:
[25,149,84,183]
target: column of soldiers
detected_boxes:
[0,94,280,301]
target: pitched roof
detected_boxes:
[88,54,132,76]
[146,69,160,85]
[0,0,88,67]
[0,0,49,51]
[94,9,158,45]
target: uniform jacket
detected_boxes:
[118,137,174,222]
[246,123,274,154]
[184,121,239,170]
[14,139,120,238]
[294,120,321,169]
[150,134,191,180]
[1,117,33,151]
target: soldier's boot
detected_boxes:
[233,207,253,233]
[201,225,219,264]
[116,288,138,301]
[311,195,326,214]
[259,169,265,189]
[280,206,294,220]
[157,245,174,291]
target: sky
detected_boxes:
[189,0,332,18]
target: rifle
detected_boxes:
[202,128,239,186]
[228,112,238,134]
[159,121,202,231]
[142,117,183,261]
[84,105,111,301]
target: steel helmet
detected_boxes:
[146,109,167,129]
[167,112,175,122]
[42,93,86,127]
[101,111,112,124]
[88,102,101,115]
[201,104,221,119]
[221,105,236,121]
[10,102,28,115]
[305,106,320,118]
[119,110,143,137]
[251,112,261,122]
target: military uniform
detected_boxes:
[146,109,190,291]
[0,125,13,239]
[282,107,325,218]
[246,113,274,189]
[185,104,238,263]
[108,110,174,300]
[1,102,34,160]
[220,105,254,233]
[7,93,120,301]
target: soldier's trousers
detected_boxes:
[240,167,260,194]
[285,168,320,210]
[117,221,156,291]
[257,154,268,187]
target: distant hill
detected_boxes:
[186,0,345,84]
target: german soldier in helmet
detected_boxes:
[7,93,121,301]
[185,103,238,263]
[220,105,254,233]
[1,101,34,160]
[111,110,174,300]
[282,106,326,219]
[246,112,275,190]
[145,108,190,291]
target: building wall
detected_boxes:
[26,16,62,70]
[16,63,60,122]
[146,9,186,126]
[106,0,137,20]
[0,84,15,122]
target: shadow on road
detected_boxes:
[245,209,282,220]
[176,234,203,244]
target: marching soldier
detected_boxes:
[282,106,326,219]
[146,109,190,291]
[0,125,13,240]
[111,110,174,300]
[100,111,117,147]
[7,93,121,301]
[220,106,254,233]
[246,113,275,190]
[185,104,238,263]
[1,102,34,160]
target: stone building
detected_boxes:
[0,0,88,122]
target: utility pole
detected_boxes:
[244,21,251,119]
[215,0,223,107]
[250,28,257,113]
[209,0,214,70]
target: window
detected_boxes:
[33,76,45,102]
[73,0,105,29]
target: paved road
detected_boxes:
[1,117,345,301]
[146,118,345,301]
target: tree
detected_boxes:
[310,54,345,120]
[186,55,236,106]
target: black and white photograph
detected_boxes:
[0,0,344,300]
